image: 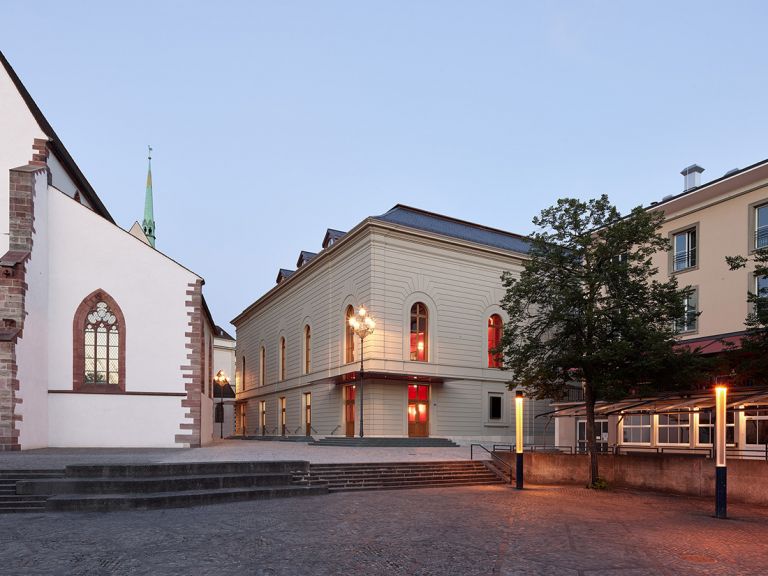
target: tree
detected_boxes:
[498,195,703,486]
[726,247,768,384]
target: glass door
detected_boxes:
[344,385,355,437]
[408,384,429,437]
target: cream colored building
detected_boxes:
[555,160,768,456]
[233,205,553,445]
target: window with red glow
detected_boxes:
[487,314,503,368]
[409,302,429,361]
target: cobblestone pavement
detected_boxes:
[3,484,767,576]
[0,440,475,470]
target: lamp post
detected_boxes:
[214,370,229,440]
[348,305,375,438]
[515,390,524,489]
[715,385,727,519]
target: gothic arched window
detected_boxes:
[73,290,125,392]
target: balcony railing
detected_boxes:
[673,248,696,271]
[756,227,768,250]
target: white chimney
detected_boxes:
[681,164,705,191]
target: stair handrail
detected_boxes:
[470,444,513,484]
[330,425,341,436]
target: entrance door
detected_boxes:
[280,397,287,436]
[237,403,247,436]
[577,419,609,453]
[344,385,356,437]
[304,392,312,436]
[408,384,429,437]
[259,400,266,435]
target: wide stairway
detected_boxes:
[13,461,326,512]
[0,469,64,513]
[309,437,459,448]
[301,460,504,492]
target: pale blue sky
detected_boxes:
[3,1,768,330]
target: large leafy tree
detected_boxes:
[499,195,703,486]
[726,248,768,383]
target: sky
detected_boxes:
[3,1,768,331]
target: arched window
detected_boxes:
[73,290,125,392]
[409,302,429,362]
[279,337,286,381]
[345,305,355,364]
[487,314,503,368]
[304,325,311,374]
[259,346,266,386]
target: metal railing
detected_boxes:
[470,444,514,484]
[673,248,696,271]
[727,446,768,461]
[756,227,768,250]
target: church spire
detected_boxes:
[142,145,156,247]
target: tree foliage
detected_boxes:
[726,247,768,384]
[499,195,704,485]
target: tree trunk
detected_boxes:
[583,382,600,486]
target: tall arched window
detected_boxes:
[345,305,355,364]
[304,325,311,374]
[73,290,125,392]
[259,345,266,386]
[279,336,286,381]
[487,314,503,368]
[410,302,429,362]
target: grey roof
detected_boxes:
[374,205,531,254]
[296,251,318,267]
[322,228,347,249]
[214,325,235,341]
[276,268,295,284]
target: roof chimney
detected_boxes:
[680,164,704,191]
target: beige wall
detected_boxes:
[234,220,554,443]
[651,164,768,340]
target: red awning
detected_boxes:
[675,333,744,354]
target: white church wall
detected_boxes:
[15,171,50,449]
[48,393,187,448]
[43,188,200,447]
[0,65,46,256]
[200,319,214,445]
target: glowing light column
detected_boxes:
[348,306,375,438]
[515,390,524,490]
[715,386,727,519]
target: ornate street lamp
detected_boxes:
[214,370,229,440]
[348,305,375,437]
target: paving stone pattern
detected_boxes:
[2,483,767,575]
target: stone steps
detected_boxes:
[309,437,460,448]
[0,470,65,513]
[236,435,314,443]
[46,485,327,512]
[12,461,327,512]
[303,460,504,492]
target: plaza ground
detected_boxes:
[3,441,768,575]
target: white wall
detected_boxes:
[48,393,187,448]
[41,187,200,447]
[0,64,46,256]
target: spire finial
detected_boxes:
[142,145,156,248]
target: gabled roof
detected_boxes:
[296,251,318,268]
[0,50,114,223]
[276,268,295,284]
[374,204,532,255]
[214,325,235,341]
[322,228,347,249]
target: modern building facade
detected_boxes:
[554,160,768,457]
[233,205,554,444]
[0,51,217,449]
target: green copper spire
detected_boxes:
[142,145,156,247]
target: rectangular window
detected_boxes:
[756,203,768,249]
[675,289,698,333]
[756,276,768,319]
[697,410,735,445]
[488,394,503,421]
[577,419,609,453]
[622,414,651,444]
[745,406,768,445]
[657,413,690,445]
[673,228,697,271]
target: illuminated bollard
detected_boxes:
[715,386,727,519]
[515,391,524,490]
